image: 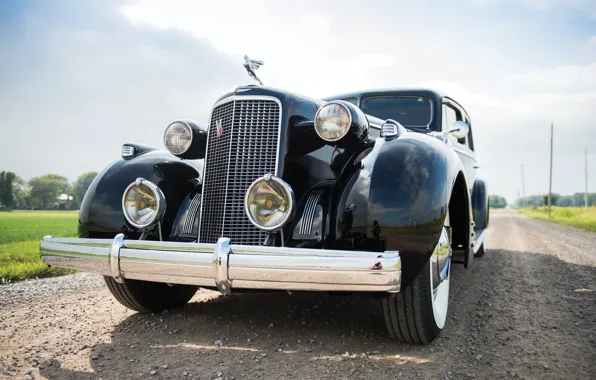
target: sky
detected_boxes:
[1,0,595,204]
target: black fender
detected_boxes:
[78,151,201,239]
[334,133,472,286]
[471,179,489,230]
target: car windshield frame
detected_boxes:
[359,95,433,130]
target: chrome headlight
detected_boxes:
[164,121,193,155]
[245,175,295,231]
[122,178,166,229]
[314,102,352,142]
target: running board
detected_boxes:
[472,229,486,254]
[451,228,486,264]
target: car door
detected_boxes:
[442,99,477,192]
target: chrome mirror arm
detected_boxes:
[447,121,469,140]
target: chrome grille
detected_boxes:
[199,98,281,245]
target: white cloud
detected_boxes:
[0,1,246,182]
[2,0,596,205]
[509,62,596,92]
[465,0,596,18]
[465,0,499,6]
[522,0,593,11]
[409,80,502,108]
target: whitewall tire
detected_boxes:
[382,212,451,343]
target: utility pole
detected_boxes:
[521,164,526,207]
[585,148,589,208]
[548,123,554,218]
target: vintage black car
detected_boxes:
[40,70,489,344]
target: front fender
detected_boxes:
[335,133,466,286]
[78,151,201,239]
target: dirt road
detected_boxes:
[1,210,595,379]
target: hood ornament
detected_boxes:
[243,55,264,85]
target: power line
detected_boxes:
[521,164,526,207]
[548,123,554,218]
[585,148,589,208]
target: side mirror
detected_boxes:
[448,121,469,140]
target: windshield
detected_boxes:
[360,96,432,128]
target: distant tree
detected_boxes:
[0,171,17,209]
[12,176,30,209]
[70,171,98,204]
[489,195,507,209]
[516,195,545,208]
[543,193,560,206]
[29,174,69,209]
[556,195,572,207]
[0,172,4,208]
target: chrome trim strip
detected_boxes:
[121,145,134,157]
[299,190,322,235]
[220,101,237,237]
[197,95,283,243]
[122,240,216,252]
[307,191,322,235]
[40,236,401,293]
[183,193,201,235]
[182,197,193,234]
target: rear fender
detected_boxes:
[472,179,489,230]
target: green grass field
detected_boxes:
[0,211,78,282]
[518,206,596,232]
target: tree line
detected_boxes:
[516,193,596,208]
[0,171,98,211]
[489,195,507,209]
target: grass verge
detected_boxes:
[0,211,78,282]
[517,206,596,232]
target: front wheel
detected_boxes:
[382,213,451,343]
[104,277,198,313]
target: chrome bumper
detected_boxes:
[40,234,401,294]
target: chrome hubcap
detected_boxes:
[430,213,451,329]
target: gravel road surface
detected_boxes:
[1,210,595,379]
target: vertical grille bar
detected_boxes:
[199,97,281,245]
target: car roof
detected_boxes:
[322,88,446,103]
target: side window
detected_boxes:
[464,115,475,151]
[443,103,466,146]
[442,105,457,131]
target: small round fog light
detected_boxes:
[122,178,166,229]
[245,175,294,231]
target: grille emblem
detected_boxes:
[216,119,223,137]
